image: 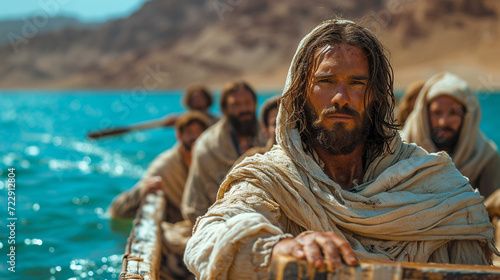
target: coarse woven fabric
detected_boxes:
[184,20,496,280]
[402,72,500,197]
[110,143,187,221]
[181,117,266,224]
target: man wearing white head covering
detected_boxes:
[402,72,500,198]
[184,19,496,280]
[181,81,267,224]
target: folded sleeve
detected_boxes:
[108,149,172,219]
[109,183,145,219]
[184,181,292,280]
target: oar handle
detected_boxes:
[87,119,168,139]
[87,127,132,139]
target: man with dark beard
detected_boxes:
[181,81,267,224]
[230,95,279,169]
[305,98,371,157]
[184,20,496,280]
[109,111,210,221]
[403,72,500,199]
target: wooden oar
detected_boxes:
[270,255,500,279]
[87,118,169,139]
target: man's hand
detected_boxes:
[143,176,165,194]
[271,232,358,271]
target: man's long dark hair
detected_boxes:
[280,19,398,165]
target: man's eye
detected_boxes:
[449,110,463,116]
[351,81,365,85]
[318,79,331,84]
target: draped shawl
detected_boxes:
[184,20,496,280]
[181,118,266,224]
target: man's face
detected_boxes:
[179,122,206,151]
[189,91,210,111]
[428,95,465,152]
[305,44,371,155]
[224,88,258,137]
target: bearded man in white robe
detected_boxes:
[184,19,496,280]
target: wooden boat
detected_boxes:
[271,255,500,280]
[119,190,166,280]
[118,191,500,280]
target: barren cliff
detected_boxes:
[0,0,498,90]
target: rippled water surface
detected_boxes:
[0,90,278,280]
[0,90,499,280]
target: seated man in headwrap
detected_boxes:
[110,111,210,279]
[181,81,267,224]
[109,111,210,222]
[402,72,500,198]
[184,19,497,280]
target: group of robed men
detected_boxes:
[109,19,500,280]
[109,82,279,279]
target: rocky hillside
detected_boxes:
[380,0,500,90]
[0,16,99,47]
[0,0,498,90]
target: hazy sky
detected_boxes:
[0,0,151,22]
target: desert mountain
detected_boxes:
[0,16,99,47]
[0,0,498,90]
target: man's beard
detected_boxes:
[304,102,371,156]
[431,126,460,153]
[228,111,258,137]
[181,139,195,151]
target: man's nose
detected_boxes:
[190,133,200,141]
[236,102,253,112]
[330,83,350,107]
[437,114,451,126]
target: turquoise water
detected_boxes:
[0,90,277,280]
[0,90,499,280]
